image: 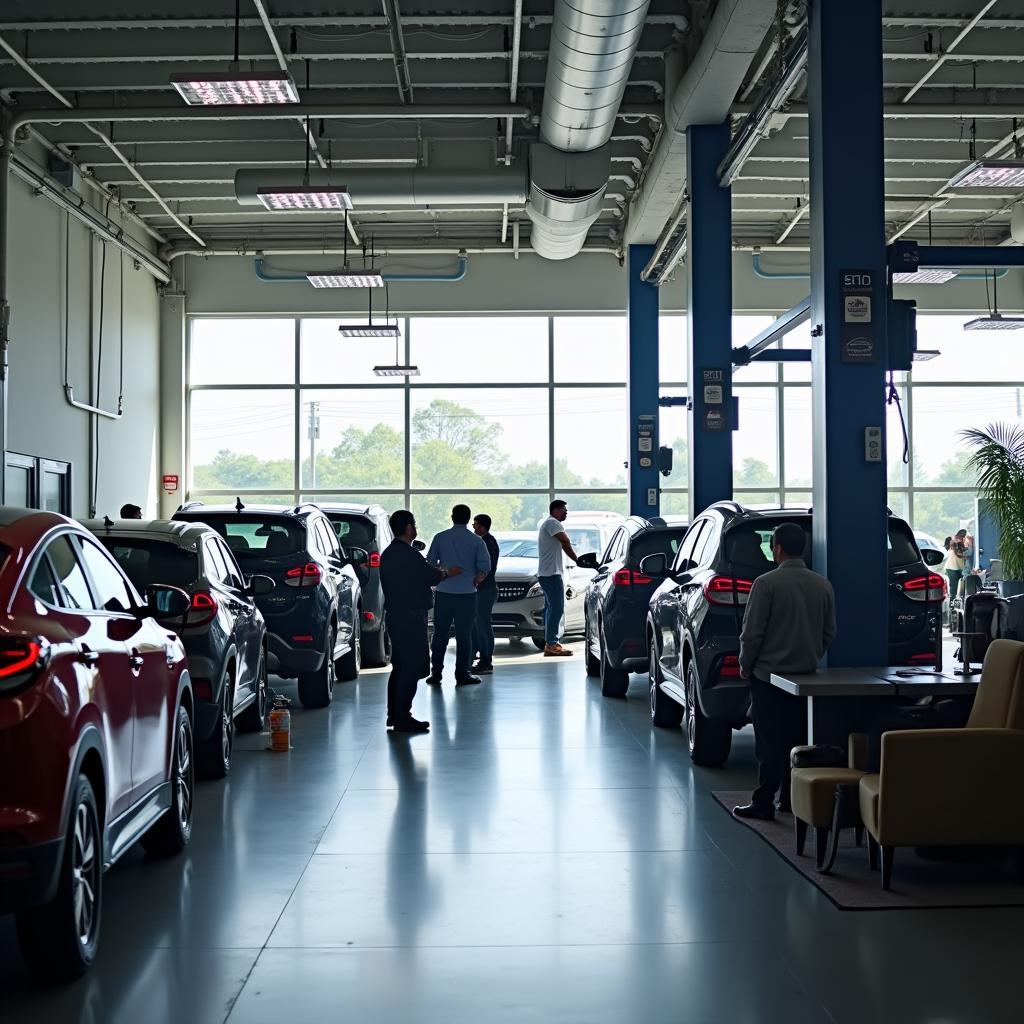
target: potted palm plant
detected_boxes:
[962,423,1024,598]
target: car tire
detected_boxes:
[649,640,684,728]
[337,618,361,681]
[236,647,268,733]
[531,637,546,651]
[685,660,732,766]
[199,673,234,780]
[584,616,600,677]
[15,773,102,984]
[298,625,337,708]
[142,704,195,857]
[599,624,629,698]
[363,625,390,668]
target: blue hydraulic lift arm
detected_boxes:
[732,296,812,365]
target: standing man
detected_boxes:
[471,513,500,674]
[734,522,836,820]
[380,509,462,733]
[536,499,580,657]
[426,504,491,686]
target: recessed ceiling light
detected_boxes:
[373,364,420,377]
[338,324,401,338]
[257,186,353,211]
[307,271,384,289]
[171,71,299,106]
[963,314,1024,331]
[949,160,1024,189]
[892,268,959,285]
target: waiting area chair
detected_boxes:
[857,638,1024,890]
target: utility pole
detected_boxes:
[307,400,320,489]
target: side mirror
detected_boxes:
[247,574,276,597]
[576,552,599,570]
[639,553,669,578]
[143,584,190,625]
[921,548,944,567]
[412,540,426,552]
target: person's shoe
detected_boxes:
[426,674,443,686]
[456,674,482,686]
[775,801,792,815]
[543,644,573,657]
[391,717,430,733]
[471,661,493,674]
[733,803,775,821]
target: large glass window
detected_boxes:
[191,318,294,385]
[554,316,626,383]
[411,317,548,383]
[554,387,627,488]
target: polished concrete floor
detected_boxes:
[2,639,1018,1023]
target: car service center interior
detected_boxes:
[2,2,1024,1021]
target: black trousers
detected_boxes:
[473,584,497,664]
[431,591,477,680]
[386,609,429,723]
[749,675,806,810]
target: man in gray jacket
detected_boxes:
[734,522,836,821]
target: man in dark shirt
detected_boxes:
[471,513,500,674]
[379,509,462,733]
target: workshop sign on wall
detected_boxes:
[839,269,876,364]
[701,368,728,431]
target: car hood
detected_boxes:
[496,556,538,579]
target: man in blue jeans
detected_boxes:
[426,504,492,685]
[536,499,581,656]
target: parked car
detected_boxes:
[579,515,689,696]
[318,503,394,666]
[173,502,363,708]
[644,502,944,767]
[85,518,274,779]
[915,531,950,624]
[551,510,625,561]
[0,510,194,982]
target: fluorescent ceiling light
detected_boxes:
[949,160,1024,189]
[338,324,401,338]
[374,364,420,377]
[307,271,384,289]
[257,186,353,211]
[912,349,941,361]
[963,314,1024,331]
[171,71,299,106]
[892,268,959,285]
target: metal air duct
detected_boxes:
[527,0,652,260]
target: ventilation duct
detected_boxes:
[527,0,652,260]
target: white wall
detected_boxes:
[7,171,162,517]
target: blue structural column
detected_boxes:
[627,244,661,517]
[686,122,733,520]
[808,0,888,665]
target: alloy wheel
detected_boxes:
[176,717,193,834]
[72,802,100,950]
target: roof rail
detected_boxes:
[714,500,746,514]
[292,502,320,514]
[177,500,205,512]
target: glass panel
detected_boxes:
[410,317,548,383]
[46,536,93,610]
[100,538,198,592]
[79,538,139,613]
[189,493,296,506]
[784,491,812,507]
[734,387,779,487]
[554,492,628,518]
[782,386,811,488]
[887,490,909,522]
[908,491,976,542]
[659,491,689,517]
[300,389,404,489]
[659,388,688,492]
[913,315,1024,383]
[911,386,1023,487]
[734,491,781,508]
[302,493,403,511]
[659,315,686,384]
[732,316,778,383]
[410,493,549,542]
[190,318,294,385]
[553,316,626,383]
[410,388,549,489]
[190,390,295,491]
[887,385,910,487]
[41,471,64,513]
[27,555,62,606]
[178,514,306,560]
[781,325,813,382]
[301,318,403,385]
[554,387,627,488]
[4,465,31,507]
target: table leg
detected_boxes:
[807,696,815,745]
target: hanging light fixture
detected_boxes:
[892,268,959,285]
[258,115,352,210]
[171,2,299,105]
[964,270,1024,330]
[339,280,417,374]
[306,212,382,286]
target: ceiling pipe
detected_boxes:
[253,252,468,283]
[526,0,652,260]
[163,240,621,261]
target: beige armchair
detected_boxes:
[858,638,1024,890]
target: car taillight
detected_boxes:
[285,562,323,588]
[185,591,218,628]
[613,569,653,586]
[719,654,742,679]
[903,574,945,603]
[704,575,754,606]
[909,652,936,663]
[369,552,381,569]
[0,639,43,692]
[363,611,376,623]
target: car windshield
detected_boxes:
[100,538,198,591]
[328,515,376,549]
[185,515,305,559]
[629,529,688,566]
[565,527,602,552]
[503,540,538,558]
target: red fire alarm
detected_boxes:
[162,474,180,494]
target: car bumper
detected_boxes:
[268,632,325,678]
[0,837,63,912]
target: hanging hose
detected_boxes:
[886,370,910,466]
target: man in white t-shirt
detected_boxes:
[536,499,580,656]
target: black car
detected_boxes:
[174,503,364,709]
[644,502,943,767]
[318,503,394,666]
[85,518,274,779]
[580,516,689,697]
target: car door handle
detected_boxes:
[78,647,99,666]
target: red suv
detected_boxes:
[0,510,195,983]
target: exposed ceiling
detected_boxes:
[1,1,1023,262]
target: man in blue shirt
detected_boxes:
[426,504,492,686]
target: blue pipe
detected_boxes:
[751,252,1006,281]
[254,253,468,284]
